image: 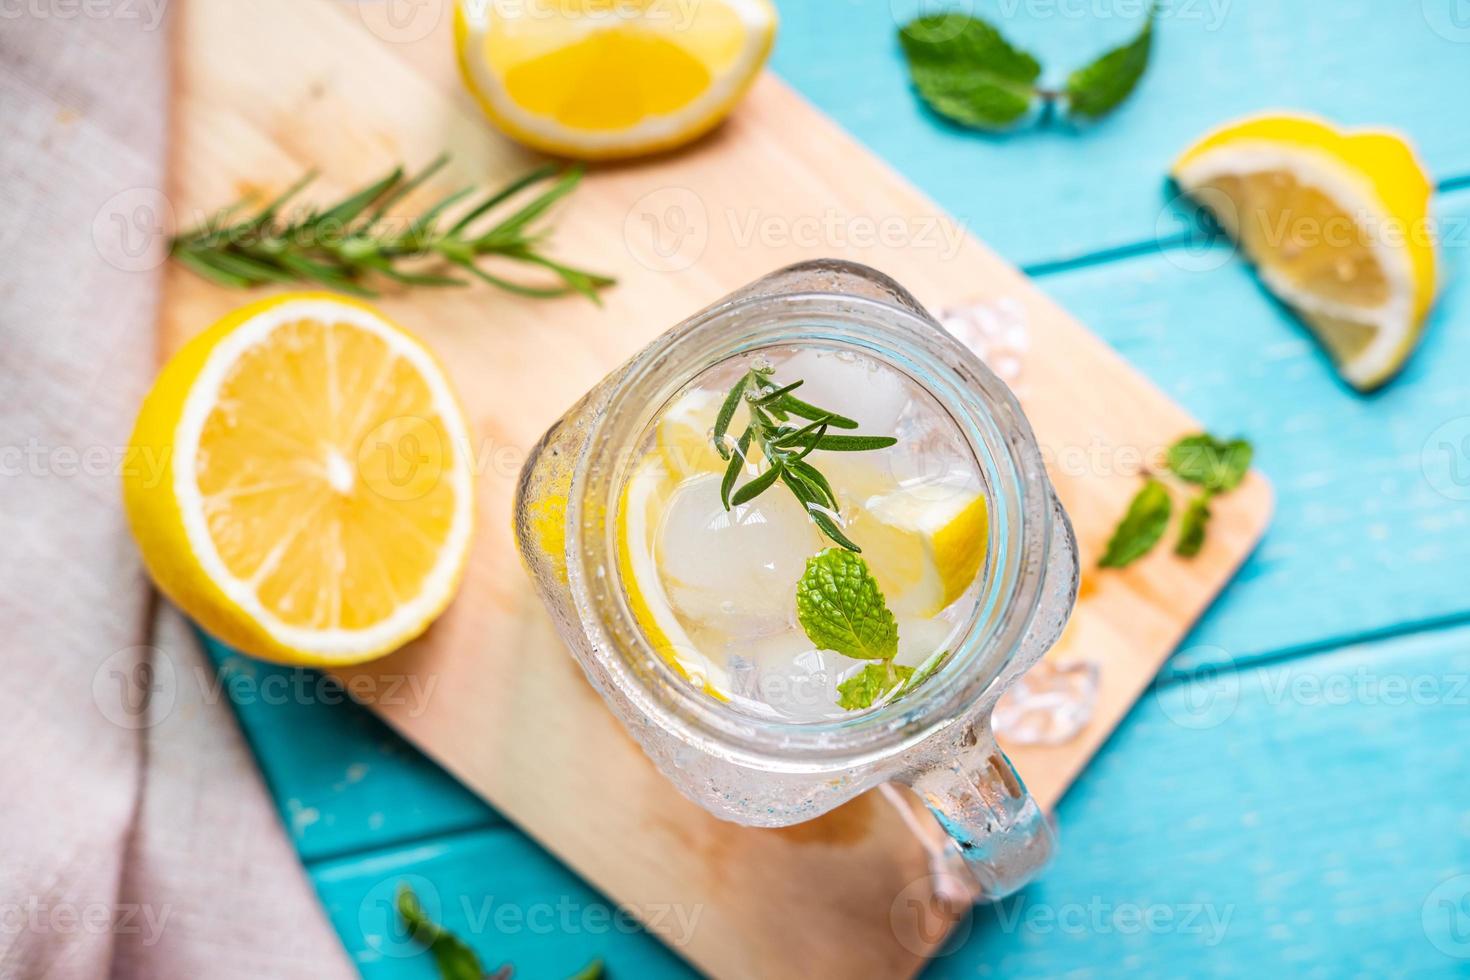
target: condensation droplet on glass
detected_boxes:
[992,658,1099,746]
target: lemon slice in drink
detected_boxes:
[656,389,727,480]
[1172,112,1438,391]
[454,0,777,159]
[617,458,730,697]
[847,484,989,618]
[123,294,475,666]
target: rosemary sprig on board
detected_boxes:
[169,155,614,301]
[712,361,897,552]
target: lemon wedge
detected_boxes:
[1172,112,1438,391]
[454,0,777,159]
[616,457,730,697]
[123,294,475,666]
[656,389,726,480]
[846,484,989,618]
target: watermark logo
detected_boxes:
[0,898,172,947]
[1155,646,1240,730]
[889,874,972,957]
[0,0,169,30]
[1156,186,1238,274]
[624,186,711,273]
[355,0,443,44]
[1422,416,1470,501]
[1423,874,1470,959]
[358,415,446,502]
[92,186,173,273]
[92,645,176,731]
[1423,0,1470,43]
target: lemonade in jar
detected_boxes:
[515,260,1078,898]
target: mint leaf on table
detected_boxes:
[1098,478,1172,568]
[397,884,601,980]
[1166,433,1254,492]
[797,549,899,662]
[837,662,916,711]
[1064,2,1156,120]
[398,885,497,980]
[1174,492,1213,558]
[898,14,1041,129]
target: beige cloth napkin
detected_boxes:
[0,9,355,980]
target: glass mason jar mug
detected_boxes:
[514,260,1079,899]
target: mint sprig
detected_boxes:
[1099,478,1172,568]
[1166,434,1253,492]
[397,884,601,980]
[797,549,921,711]
[1064,7,1155,120]
[796,549,899,661]
[713,361,896,552]
[838,663,915,711]
[898,3,1156,130]
[898,14,1042,129]
[1099,431,1254,569]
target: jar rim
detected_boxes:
[565,284,1055,772]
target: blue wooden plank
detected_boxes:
[300,623,1470,979]
[770,0,1470,268]
[925,622,1470,977]
[1032,185,1470,673]
[201,636,500,862]
[310,828,696,979]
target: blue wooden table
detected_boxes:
[211,2,1470,975]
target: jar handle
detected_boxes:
[903,723,1056,901]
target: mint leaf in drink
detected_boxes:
[797,549,899,662]
[898,14,1041,129]
[1167,433,1253,492]
[1064,2,1155,120]
[837,662,916,710]
[1175,491,1213,558]
[1098,478,1172,568]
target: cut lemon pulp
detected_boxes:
[846,484,988,618]
[1172,112,1437,391]
[124,294,474,666]
[655,388,727,480]
[617,457,730,697]
[455,0,777,159]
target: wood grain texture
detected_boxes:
[165,1,1270,976]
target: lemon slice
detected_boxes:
[655,388,727,480]
[1172,112,1438,391]
[124,294,475,666]
[617,458,730,697]
[454,0,777,159]
[846,484,989,618]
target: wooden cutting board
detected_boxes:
[163,1,1272,976]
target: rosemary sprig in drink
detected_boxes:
[711,360,897,552]
[169,155,614,301]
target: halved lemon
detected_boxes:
[454,0,777,159]
[124,294,475,666]
[616,457,730,697]
[845,484,989,618]
[1172,112,1438,391]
